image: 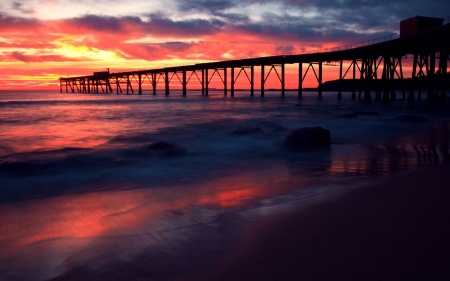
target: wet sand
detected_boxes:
[199,165,450,281]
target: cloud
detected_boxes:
[2,0,450,90]
[157,41,193,52]
[275,45,295,54]
[12,1,35,14]
[0,12,41,30]
[7,51,83,63]
[66,14,142,33]
[175,0,237,13]
[144,14,226,37]
[60,13,225,38]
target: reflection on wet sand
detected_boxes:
[0,164,307,280]
[1,121,449,281]
[329,121,450,176]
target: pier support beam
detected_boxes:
[126,75,134,94]
[205,69,209,96]
[152,73,157,95]
[408,54,418,104]
[338,60,343,100]
[106,79,113,93]
[201,69,205,96]
[438,52,448,101]
[183,71,187,96]
[261,65,265,97]
[352,59,357,99]
[281,63,285,97]
[428,52,436,103]
[231,67,235,97]
[318,61,323,98]
[224,67,227,96]
[298,63,302,98]
[382,56,390,101]
[165,71,169,96]
[138,74,142,94]
[251,65,254,97]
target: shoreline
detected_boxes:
[198,165,450,280]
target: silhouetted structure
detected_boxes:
[59,16,450,103]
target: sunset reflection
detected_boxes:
[0,165,300,275]
[329,122,450,176]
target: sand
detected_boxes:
[196,165,450,281]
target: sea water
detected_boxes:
[0,90,449,280]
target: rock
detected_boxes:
[148,141,187,157]
[232,126,264,135]
[284,127,331,151]
[395,115,428,123]
[258,121,285,133]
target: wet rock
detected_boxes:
[148,141,187,157]
[284,127,331,151]
[258,121,285,134]
[395,115,428,123]
[232,126,264,135]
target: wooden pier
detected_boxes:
[60,16,450,103]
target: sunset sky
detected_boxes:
[1,0,449,90]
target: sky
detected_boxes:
[0,0,449,90]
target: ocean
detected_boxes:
[0,90,449,280]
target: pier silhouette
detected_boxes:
[59,16,450,103]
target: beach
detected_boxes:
[0,90,449,280]
[198,165,450,281]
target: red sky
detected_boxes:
[0,0,448,90]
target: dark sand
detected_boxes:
[197,166,450,281]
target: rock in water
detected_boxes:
[232,126,264,135]
[284,127,331,151]
[148,141,187,157]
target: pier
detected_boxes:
[59,16,450,102]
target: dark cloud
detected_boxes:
[212,0,450,40]
[64,14,225,37]
[8,51,82,63]
[178,0,237,13]
[232,21,322,41]
[0,12,41,30]
[157,41,193,52]
[144,14,225,36]
[12,1,34,14]
[275,45,295,54]
[216,11,250,23]
[67,14,141,33]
